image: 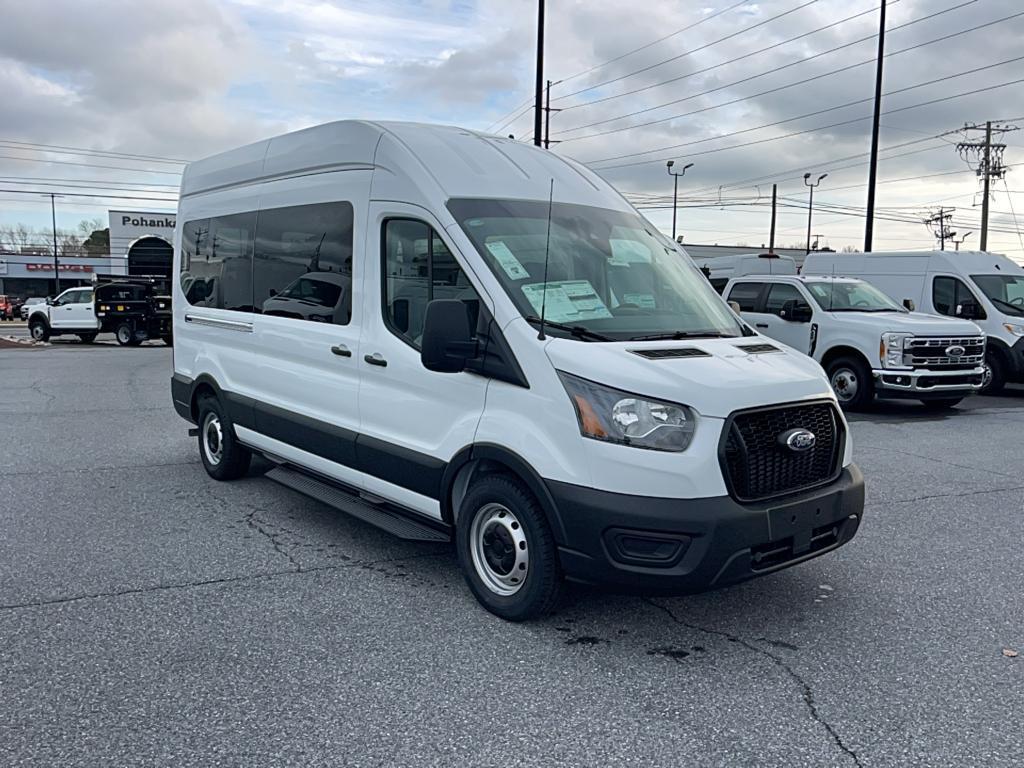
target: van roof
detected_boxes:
[179,120,631,212]
[805,249,1024,273]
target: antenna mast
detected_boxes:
[537,179,555,340]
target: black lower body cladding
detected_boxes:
[547,465,864,593]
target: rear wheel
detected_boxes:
[28,319,50,342]
[196,394,251,480]
[115,322,133,346]
[456,474,563,621]
[920,398,963,410]
[826,355,873,410]
[78,333,97,344]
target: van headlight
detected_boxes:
[880,332,912,368]
[558,372,696,452]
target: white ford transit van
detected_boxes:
[171,121,864,620]
[804,250,1024,393]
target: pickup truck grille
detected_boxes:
[720,401,843,503]
[903,336,985,369]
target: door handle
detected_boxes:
[364,353,387,367]
[755,323,769,329]
[331,344,352,357]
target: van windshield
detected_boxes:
[805,281,906,312]
[970,274,1024,317]
[447,198,745,341]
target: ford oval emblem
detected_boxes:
[945,344,966,358]
[779,428,816,452]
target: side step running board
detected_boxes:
[265,465,450,543]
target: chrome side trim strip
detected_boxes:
[183,314,254,332]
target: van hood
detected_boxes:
[544,336,834,418]
[824,310,981,336]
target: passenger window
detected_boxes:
[933,276,984,319]
[179,213,256,310]
[254,202,354,325]
[726,282,763,312]
[765,284,809,316]
[383,219,480,349]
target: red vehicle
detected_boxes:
[0,295,14,321]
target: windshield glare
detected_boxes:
[805,281,904,312]
[970,273,1024,317]
[447,198,744,340]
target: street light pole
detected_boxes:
[50,193,60,294]
[864,0,887,252]
[666,161,694,241]
[804,172,827,254]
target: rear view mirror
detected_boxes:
[728,300,742,314]
[421,299,477,373]
[902,298,915,311]
[779,299,812,323]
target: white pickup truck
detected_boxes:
[26,286,100,343]
[722,274,986,409]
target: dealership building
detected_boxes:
[0,209,175,298]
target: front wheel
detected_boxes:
[981,352,1006,395]
[78,333,97,344]
[115,322,133,346]
[456,474,563,621]
[920,398,963,410]
[826,355,874,410]
[28,319,50,342]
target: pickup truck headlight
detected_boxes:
[558,372,696,452]
[880,332,912,368]
[1004,323,1024,337]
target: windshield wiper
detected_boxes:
[628,330,735,341]
[524,315,615,342]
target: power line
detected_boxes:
[0,154,183,175]
[583,70,1024,170]
[0,139,188,165]
[553,0,824,103]
[556,5,1015,142]
[0,188,179,202]
[0,179,180,194]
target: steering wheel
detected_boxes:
[852,300,870,307]
[1010,296,1024,307]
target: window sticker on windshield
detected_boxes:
[485,240,530,280]
[521,280,613,322]
[623,292,657,309]
[609,238,652,265]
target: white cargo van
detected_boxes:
[171,121,864,620]
[804,250,1024,393]
[699,252,797,294]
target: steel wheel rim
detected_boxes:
[830,368,859,403]
[980,362,993,390]
[30,324,44,340]
[202,413,224,466]
[469,503,529,596]
[117,326,131,344]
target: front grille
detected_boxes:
[903,336,985,368]
[721,401,843,503]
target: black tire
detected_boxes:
[920,398,963,410]
[456,474,563,621]
[196,394,251,481]
[161,334,173,346]
[981,351,1006,395]
[78,333,97,344]
[28,318,50,342]
[826,355,874,410]
[115,322,133,346]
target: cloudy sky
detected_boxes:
[0,0,1022,258]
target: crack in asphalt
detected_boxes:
[0,552,448,614]
[865,483,1024,506]
[857,444,1016,479]
[645,598,863,768]
[242,506,305,571]
[1,460,200,478]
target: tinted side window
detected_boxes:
[254,202,354,325]
[179,214,256,310]
[765,284,809,316]
[727,282,763,312]
[933,276,983,318]
[383,219,480,348]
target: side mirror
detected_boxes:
[779,299,812,323]
[902,298,915,311]
[421,299,477,373]
[727,300,742,314]
[46,297,54,305]
[268,288,278,297]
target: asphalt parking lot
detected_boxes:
[1,341,1022,767]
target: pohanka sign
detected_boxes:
[26,263,93,272]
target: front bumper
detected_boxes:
[546,464,864,593]
[872,366,985,396]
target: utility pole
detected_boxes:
[543,79,563,149]
[953,231,973,251]
[863,0,887,252]
[768,183,777,254]
[957,121,1018,251]
[50,193,60,294]
[925,208,955,250]
[813,234,824,251]
[533,0,545,148]
[804,172,827,254]
[666,161,694,241]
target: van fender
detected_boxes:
[441,443,568,544]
